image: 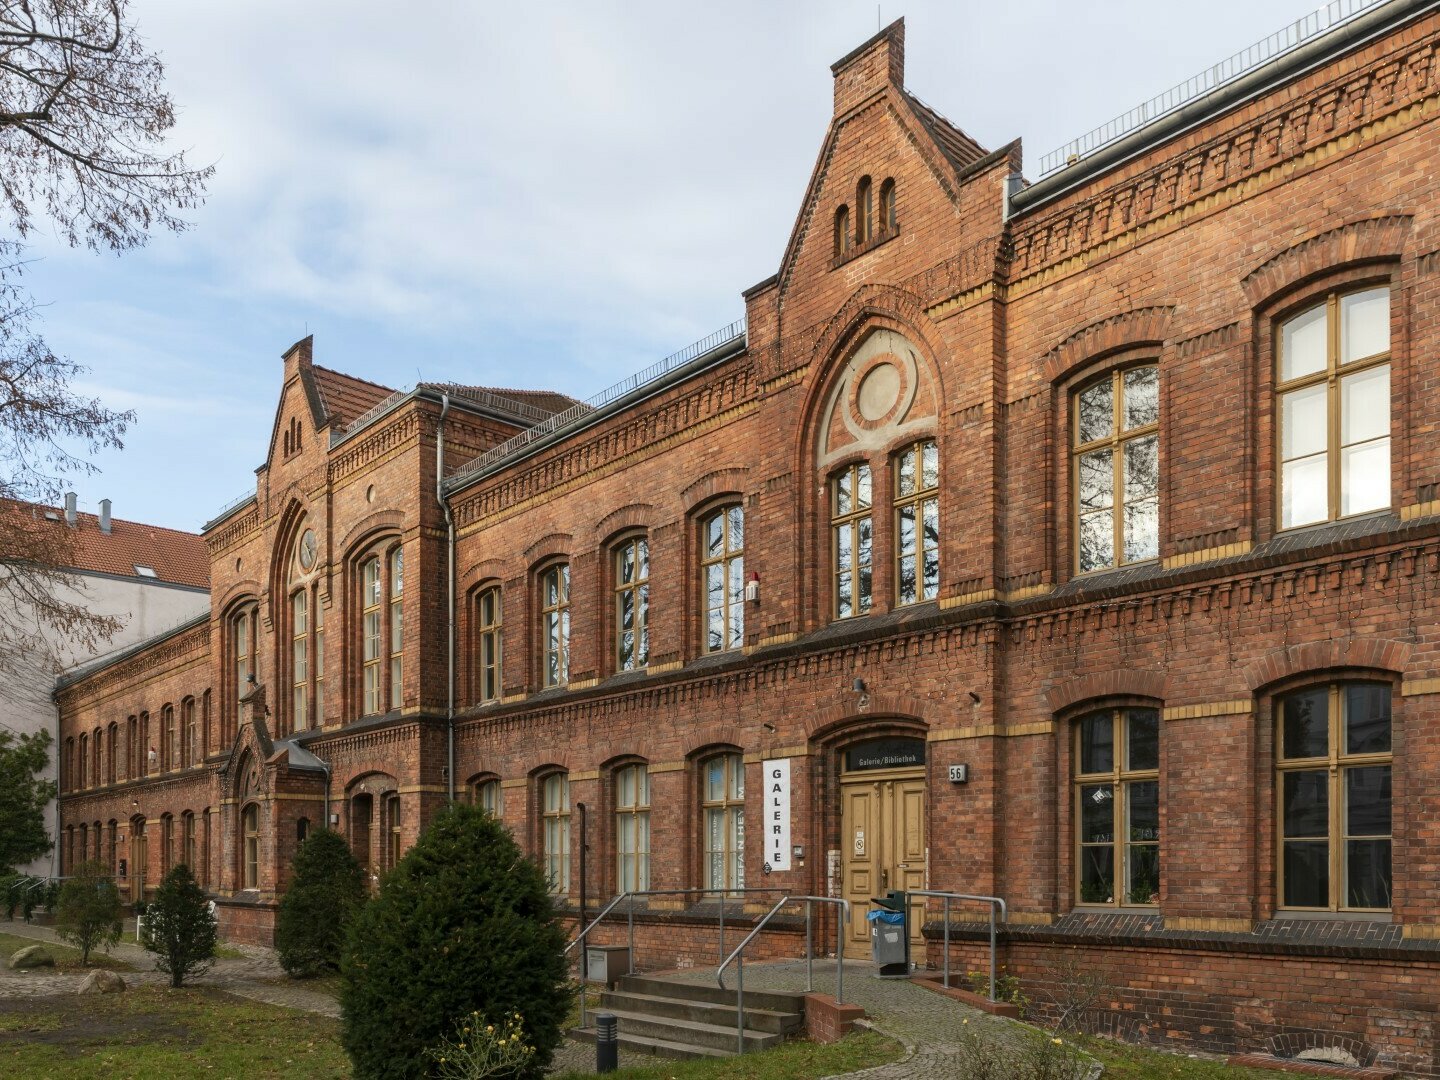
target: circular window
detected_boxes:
[297,528,318,572]
[365,484,376,504]
[234,557,242,573]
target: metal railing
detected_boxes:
[717,895,850,1054]
[909,890,1006,1001]
[565,887,812,1030]
[203,490,256,530]
[449,318,746,486]
[1036,0,1387,176]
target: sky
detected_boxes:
[25,0,1327,532]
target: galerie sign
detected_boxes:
[763,758,791,872]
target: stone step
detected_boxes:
[600,988,803,1034]
[575,1006,782,1054]
[568,1025,733,1060]
[616,974,808,1014]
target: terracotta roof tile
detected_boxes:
[904,92,987,175]
[310,366,396,428]
[1,500,208,589]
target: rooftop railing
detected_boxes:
[448,317,746,486]
[1036,0,1388,177]
[204,490,257,530]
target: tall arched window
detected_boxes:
[856,176,873,245]
[180,699,196,768]
[879,178,896,232]
[313,603,325,726]
[1074,364,1159,573]
[476,587,502,704]
[389,548,404,710]
[126,716,137,779]
[161,814,174,875]
[241,804,259,889]
[385,792,403,870]
[79,733,88,788]
[834,205,851,257]
[1075,707,1160,906]
[702,506,744,653]
[230,603,257,740]
[288,525,322,733]
[472,777,502,816]
[615,764,651,892]
[702,752,745,893]
[182,811,196,871]
[542,772,570,895]
[614,537,649,672]
[291,588,309,732]
[162,704,177,771]
[540,564,570,688]
[361,556,383,714]
[201,691,211,759]
[106,722,117,784]
[359,543,404,716]
[92,728,102,786]
[894,439,940,605]
[831,462,873,619]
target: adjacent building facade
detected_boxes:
[56,3,1440,1070]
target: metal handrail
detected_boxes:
[908,890,1006,1001]
[564,887,801,1030]
[716,895,850,1055]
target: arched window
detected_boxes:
[230,603,257,739]
[79,733,88,788]
[161,814,174,875]
[540,564,570,688]
[856,176,873,245]
[614,537,649,672]
[831,462,873,619]
[297,817,310,843]
[472,777,502,816]
[242,804,259,889]
[1075,707,1159,907]
[1277,287,1391,529]
[162,704,177,771]
[1277,682,1392,911]
[361,556,383,714]
[182,811,196,871]
[541,773,570,895]
[107,821,118,876]
[78,823,87,865]
[389,548,404,710]
[475,587,502,704]
[291,589,309,732]
[615,764,651,892]
[181,699,196,768]
[894,439,939,605]
[879,178,896,233]
[701,752,745,893]
[92,729,102,786]
[313,603,325,726]
[288,524,322,733]
[359,544,404,716]
[1074,364,1159,573]
[126,716,137,779]
[106,722,117,784]
[201,691,212,759]
[834,205,851,257]
[385,792,403,870]
[702,506,744,653]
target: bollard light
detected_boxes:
[595,1011,618,1074]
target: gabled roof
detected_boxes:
[904,93,987,175]
[1,499,208,588]
[444,386,584,417]
[310,365,397,429]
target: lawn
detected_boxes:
[1075,1034,1300,1080]
[0,932,132,971]
[0,985,349,1079]
[551,1029,902,1080]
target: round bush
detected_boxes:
[276,829,367,978]
[340,802,570,1080]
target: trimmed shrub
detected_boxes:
[53,860,122,963]
[276,829,367,977]
[340,802,569,1080]
[144,864,217,987]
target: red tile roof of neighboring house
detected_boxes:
[1,500,209,589]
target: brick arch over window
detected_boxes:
[1045,670,1168,714]
[799,283,948,408]
[681,468,750,511]
[1042,306,1176,385]
[804,696,931,743]
[593,503,655,544]
[1242,637,1412,693]
[1240,214,1413,307]
[458,558,507,595]
[336,510,404,561]
[522,532,574,566]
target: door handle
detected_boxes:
[880,867,889,890]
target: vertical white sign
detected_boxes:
[763,758,791,872]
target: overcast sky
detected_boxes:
[30,0,1323,531]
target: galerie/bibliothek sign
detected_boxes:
[763,758,791,872]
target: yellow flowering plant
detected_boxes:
[426,1010,537,1080]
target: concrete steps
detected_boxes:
[569,974,807,1060]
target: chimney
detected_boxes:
[64,491,77,527]
[99,498,112,534]
[831,18,904,116]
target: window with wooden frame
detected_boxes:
[540,564,570,688]
[231,603,256,739]
[1276,287,1391,530]
[91,729,101,786]
[1074,365,1159,574]
[894,439,939,605]
[832,462,873,619]
[161,814,174,875]
[181,699,196,768]
[389,549,404,710]
[614,537,649,672]
[476,586,502,703]
[856,176,873,245]
[163,705,177,771]
[1074,707,1160,907]
[78,733,88,788]
[291,589,309,732]
[702,752,745,893]
[201,691,211,759]
[1276,682,1392,911]
[879,178,896,233]
[313,602,324,726]
[702,506,744,653]
[126,716,137,779]
[834,205,850,257]
[472,777,502,816]
[615,763,651,893]
[140,712,151,775]
[182,811,196,870]
[106,722,117,784]
[542,772,570,895]
[241,804,259,889]
[385,792,402,870]
[359,549,402,716]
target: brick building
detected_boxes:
[55,2,1440,1070]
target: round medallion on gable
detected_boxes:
[297,529,318,572]
[856,362,901,421]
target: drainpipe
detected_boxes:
[437,392,456,803]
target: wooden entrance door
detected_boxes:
[840,770,927,959]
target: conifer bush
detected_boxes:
[144,863,217,987]
[340,802,569,1080]
[276,829,367,978]
[53,860,122,964]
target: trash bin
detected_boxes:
[867,908,906,963]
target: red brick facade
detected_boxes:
[56,7,1440,1072]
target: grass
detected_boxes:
[119,930,246,958]
[1073,1034,1301,1079]
[0,932,132,972]
[551,1029,903,1080]
[0,984,348,1079]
